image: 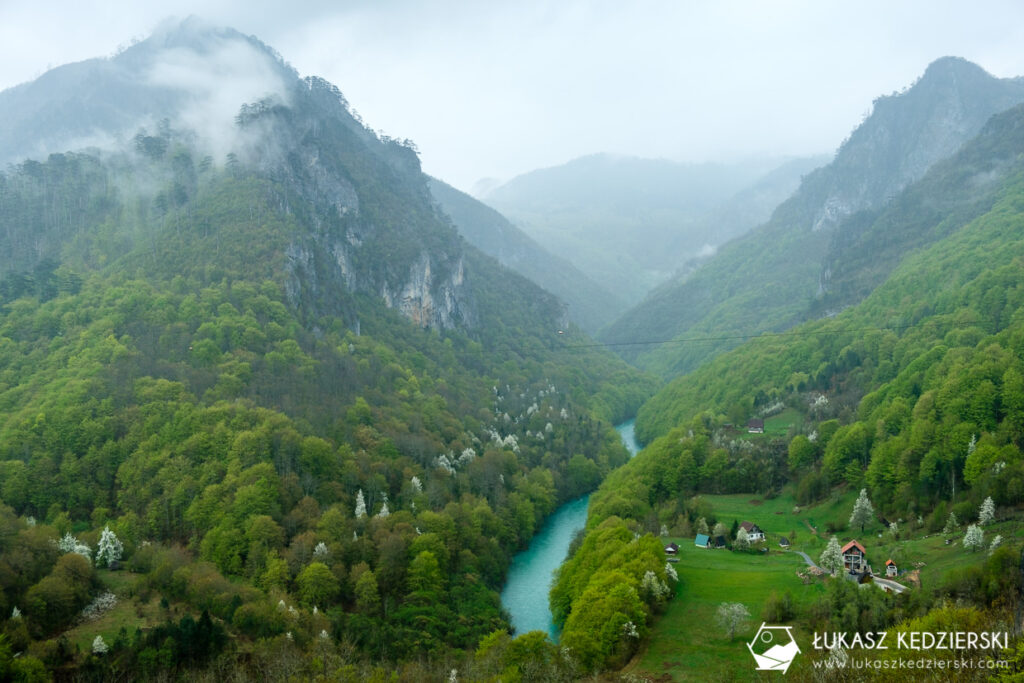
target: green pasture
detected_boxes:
[626,540,824,681]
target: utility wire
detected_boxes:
[553,317,1000,351]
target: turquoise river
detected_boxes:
[499,419,642,639]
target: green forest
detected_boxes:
[0,109,654,679]
[549,116,1024,676]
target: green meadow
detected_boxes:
[624,490,1020,680]
[624,541,823,681]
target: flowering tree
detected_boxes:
[96,525,123,568]
[989,535,1003,555]
[849,489,875,533]
[734,527,750,550]
[354,489,366,519]
[979,497,995,526]
[715,602,751,639]
[58,533,92,562]
[963,524,984,552]
[92,635,108,654]
[942,512,958,535]
[819,536,844,575]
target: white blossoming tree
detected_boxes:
[715,602,751,640]
[979,497,995,526]
[58,533,93,563]
[989,535,1003,555]
[943,512,959,535]
[92,635,108,655]
[819,536,844,575]
[963,524,984,552]
[355,489,366,519]
[849,488,875,533]
[641,570,669,601]
[95,525,123,568]
[734,527,750,550]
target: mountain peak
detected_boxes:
[919,55,992,83]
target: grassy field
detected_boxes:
[627,491,1021,681]
[63,569,166,653]
[764,408,803,436]
[695,487,858,547]
[624,540,824,681]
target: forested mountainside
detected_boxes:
[428,178,627,334]
[482,154,802,305]
[0,20,655,680]
[553,104,1024,674]
[602,57,1024,378]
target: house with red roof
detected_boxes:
[842,540,867,573]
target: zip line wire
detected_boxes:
[551,316,1003,351]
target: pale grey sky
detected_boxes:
[2,1,1024,191]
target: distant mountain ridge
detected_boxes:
[429,178,628,333]
[481,153,813,305]
[601,56,1024,378]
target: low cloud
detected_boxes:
[144,23,291,161]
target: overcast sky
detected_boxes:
[2,1,1024,191]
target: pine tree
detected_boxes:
[819,536,844,575]
[963,524,984,552]
[979,497,995,525]
[95,525,123,568]
[849,488,874,533]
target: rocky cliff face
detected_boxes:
[231,72,479,331]
[601,57,1024,377]
[806,56,1024,234]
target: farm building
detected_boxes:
[778,537,791,548]
[746,418,765,434]
[665,542,679,555]
[712,535,727,549]
[694,534,710,549]
[885,559,897,577]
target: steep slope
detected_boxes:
[603,57,1024,377]
[554,105,1024,673]
[429,177,628,332]
[636,102,1024,442]
[0,19,654,679]
[482,154,792,304]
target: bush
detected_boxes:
[763,590,795,622]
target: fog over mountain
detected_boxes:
[3,2,1024,190]
[0,18,292,166]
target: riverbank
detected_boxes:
[500,420,642,638]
